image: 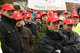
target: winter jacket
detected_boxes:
[18,26,35,53]
[38,28,80,53]
[0,15,22,53]
[25,23,38,39]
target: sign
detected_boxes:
[65,0,80,3]
[28,0,66,10]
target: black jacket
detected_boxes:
[38,29,80,53]
[0,15,22,53]
[25,23,38,38]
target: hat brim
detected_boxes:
[72,16,79,18]
[6,8,16,11]
[66,23,74,24]
[51,19,61,23]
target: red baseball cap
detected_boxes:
[33,9,37,11]
[47,14,60,24]
[0,10,2,14]
[48,11,53,16]
[63,10,69,14]
[24,13,31,19]
[40,11,47,17]
[72,6,75,9]
[28,10,32,13]
[35,14,41,19]
[52,10,57,12]
[63,18,74,24]
[22,10,28,14]
[13,11,20,14]
[72,13,79,18]
[1,3,15,11]
[13,11,23,20]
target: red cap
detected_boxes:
[13,11,23,20]
[28,10,32,13]
[63,18,74,24]
[72,6,75,9]
[72,13,79,18]
[40,11,47,17]
[24,13,31,18]
[35,14,41,19]
[47,14,60,24]
[33,9,37,11]
[52,10,57,12]
[18,10,21,11]
[48,11,53,16]
[22,10,28,14]
[0,10,2,14]
[1,3,15,11]
[72,10,77,14]
[63,10,69,14]
[13,11,20,14]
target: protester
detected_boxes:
[0,3,22,53]
[13,11,35,53]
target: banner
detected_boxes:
[65,0,80,3]
[28,0,66,10]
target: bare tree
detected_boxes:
[13,0,28,10]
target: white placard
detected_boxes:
[28,0,66,10]
[65,0,80,3]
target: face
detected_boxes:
[42,15,47,22]
[0,14,1,18]
[16,20,24,27]
[24,17,32,24]
[72,17,79,25]
[79,10,80,16]
[64,14,69,19]
[63,24,73,32]
[2,10,14,18]
[33,11,37,14]
[48,21,60,32]
[36,18,41,23]
[53,12,57,15]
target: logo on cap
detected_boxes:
[18,14,20,17]
[70,20,72,22]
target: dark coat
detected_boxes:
[18,26,35,53]
[24,23,38,39]
[0,15,22,53]
[38,29,80,53]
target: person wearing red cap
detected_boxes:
[13,12,35,53]
[0,10,2,19]
[0,3,22,53]
[72,6,75,11]
[22,10,28,15]
[40,11,48,23]
[34,14,41,31]
[52,10,57,15]
[24,13,38,39]
[59,18,80,53]
[40,11,48,34]
[38,15,64,53]
[72,13,79,31]
[48,11,53,16]
[63,10,69,19]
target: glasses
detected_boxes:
[26,17,30,19]
[52,21,60,25]
[67,24,73,27]
[7,10,14,13]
